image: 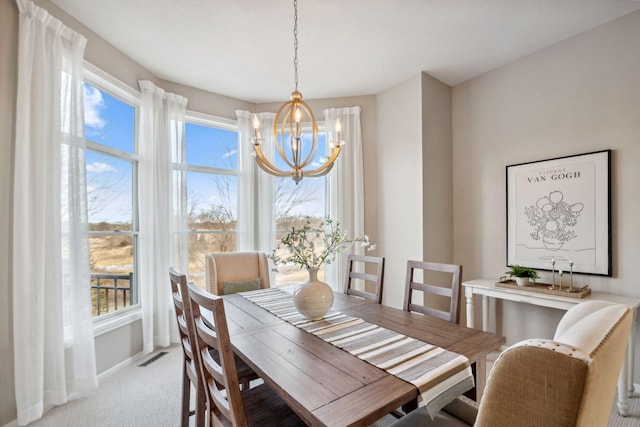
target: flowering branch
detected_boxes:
[269,217,376,271]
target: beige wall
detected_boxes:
[452,10,640,375]
[376,75,425,308]
[422,73,453,264]
[373,73,454,311]
[35,0,153,91]
[1,0,18,424]
[421,73,455,314]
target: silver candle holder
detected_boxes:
[549,258,556,290]
[558,269,563,290]
[566,259,579,292]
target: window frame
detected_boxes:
[83,62,142,336]
[177,111,240,287]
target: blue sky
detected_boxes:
[83,83,326,224]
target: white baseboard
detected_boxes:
[97,350,146,381]
[2,420,17,427]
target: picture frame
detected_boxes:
[506,150,611,276]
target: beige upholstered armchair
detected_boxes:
[390,300,632,427]
[204,252,271,295]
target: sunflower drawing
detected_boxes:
[524,190,584,251]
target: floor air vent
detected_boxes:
[138,351,168,367]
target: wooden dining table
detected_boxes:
[220,289,505,427]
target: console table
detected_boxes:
[463,278,640,417]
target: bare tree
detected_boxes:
[274,178,319,221]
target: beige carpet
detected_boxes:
[26,346,640,426]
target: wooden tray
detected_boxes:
[496,279,591,299]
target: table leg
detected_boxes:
[465,287,474,329]
[628,309,637,397]
[617,348,630,416]
[475,357,488,401]
[401,398,418,414]
[482,295,489,332]
[616,309,637,417]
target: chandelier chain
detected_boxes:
[293,0,298,91]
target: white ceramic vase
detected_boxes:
[515,277,530,287]
[293,267,334,320]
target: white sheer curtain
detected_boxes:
[236,111,276,255]
[171,104,190,277]
[324,107,365,291]
[13,0,97,424]
[138,80,187,353]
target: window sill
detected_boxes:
[93,306,142,337]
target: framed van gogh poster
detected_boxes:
[506,150,611,276]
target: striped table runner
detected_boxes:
[238,287,474,418]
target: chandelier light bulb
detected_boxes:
[252,114,261,141]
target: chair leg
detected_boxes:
[195,379,206,427]
[181,363,191,427]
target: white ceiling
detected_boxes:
[49,0,640,103]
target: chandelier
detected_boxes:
[251,0,343,184]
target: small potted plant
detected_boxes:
[505,264,540,287]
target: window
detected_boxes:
[83,68,139,319]
[176,114,239,288]
[175,115,329,287]
[274,131,328,283]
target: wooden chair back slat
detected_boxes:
[403,260,462,324]
[344,255,385,304]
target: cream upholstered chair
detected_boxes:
[389,300,633,427]
[204,252,270,295]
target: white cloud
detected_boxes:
[86,161,115,173]
[83,84,106,130]
[222,149,238,159]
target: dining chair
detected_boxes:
[403,260,462,324]
[344,254,385,304]
[205,251,271,295]
[170,268,259,426]
[186,282,306,426]
[389,300,633,427]
[169,267,206,427]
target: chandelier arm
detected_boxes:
[301,163,335,178]
[273,103,297,170]
[299,146,342,177]
[253,145,292,177]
